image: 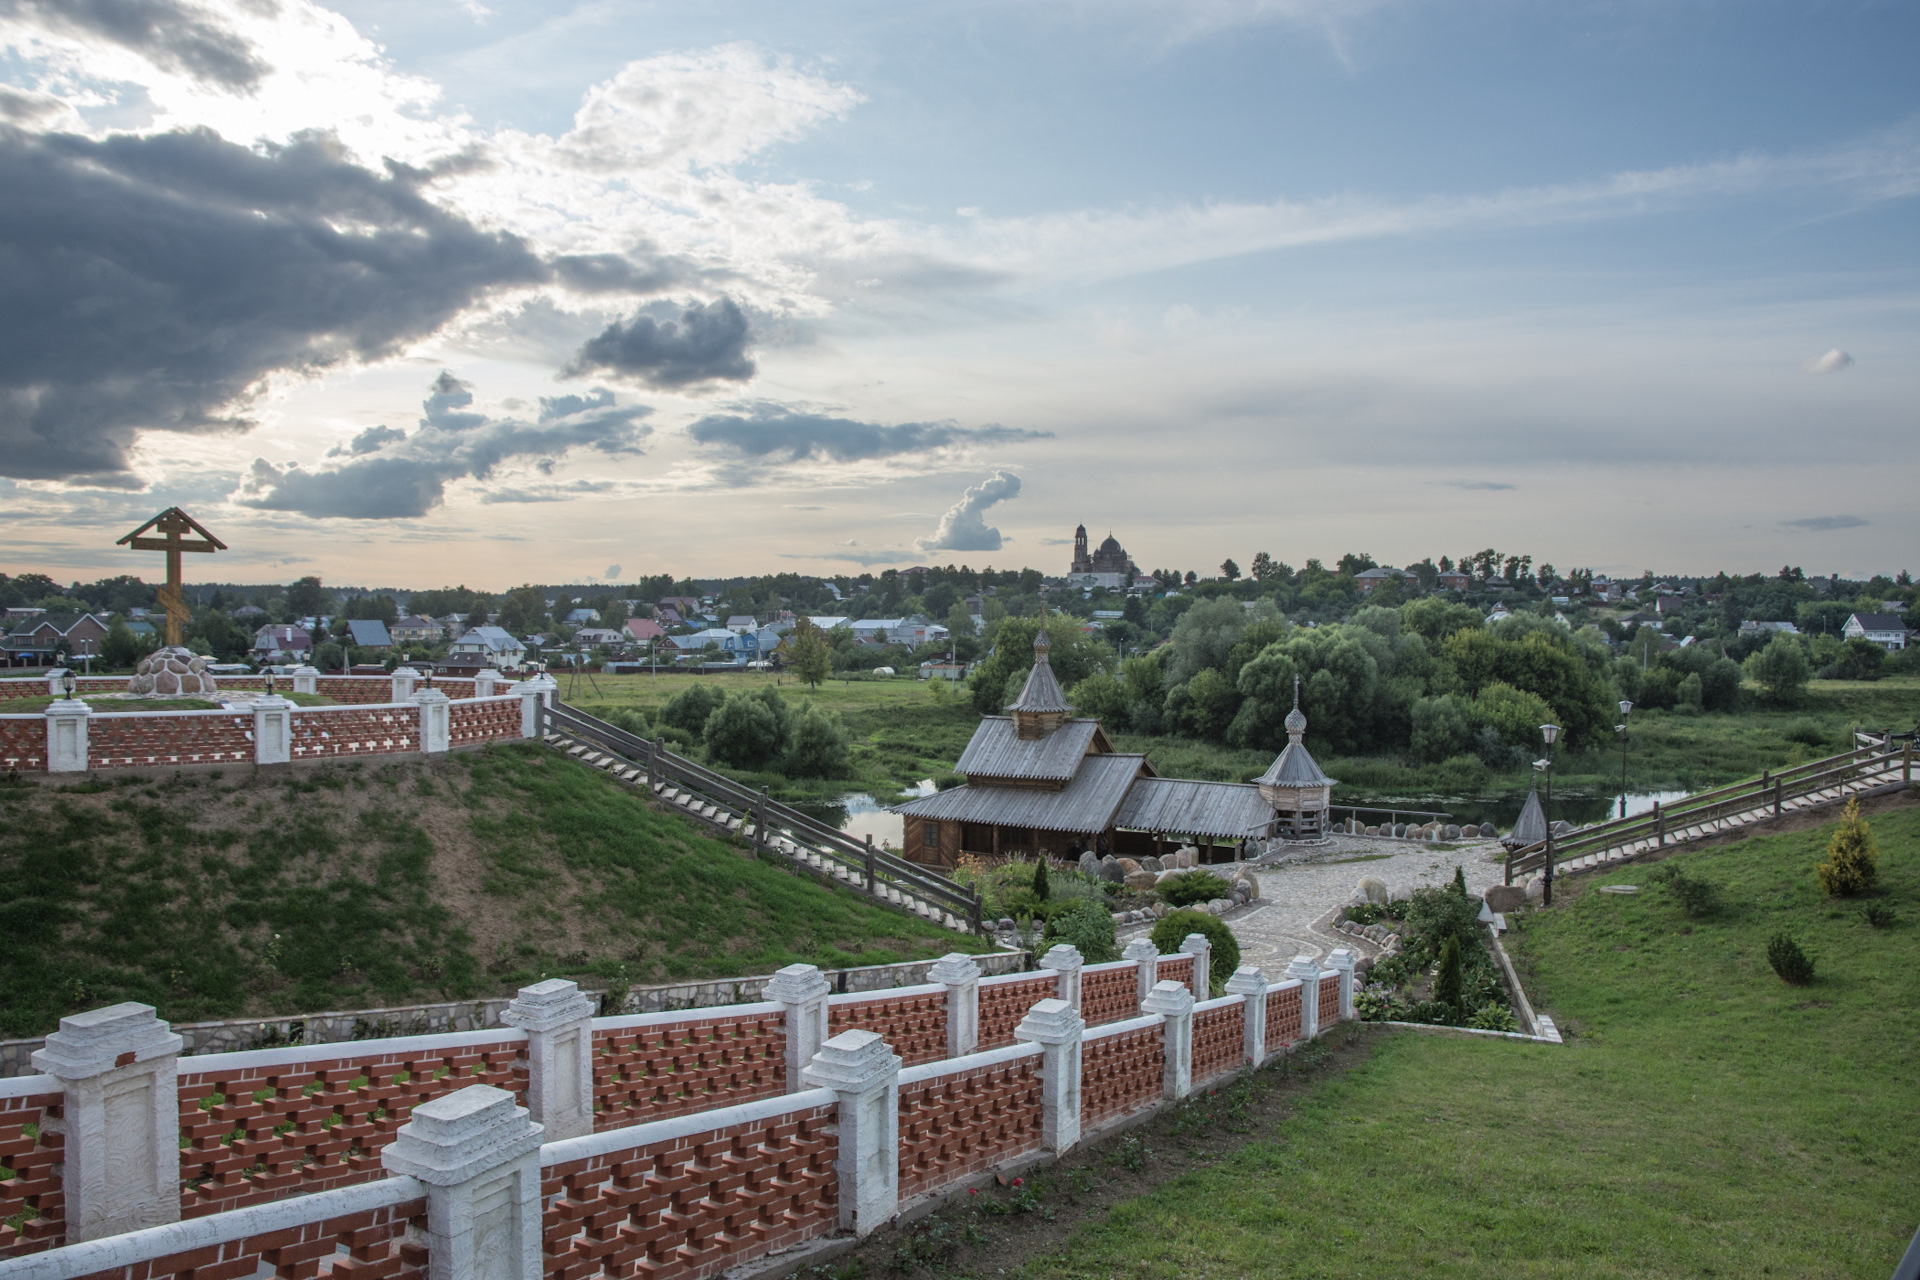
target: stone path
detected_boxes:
[1118,835,1511,981]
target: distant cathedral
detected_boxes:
[1070,525,1139,582]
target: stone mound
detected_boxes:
[127,646,219,697]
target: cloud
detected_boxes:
[784,504,826,510]
[1435,478,1517,491]
[240,374,649,518]
[327,424,407,458]
[0,127,549,483]
[1,0,272,92]
[915,470,1021,552]
[605,564,621,579]
[686,405,1049,465]
[1782,515,1868,532]
[1802,348,1854,374]
[563,297,756,389]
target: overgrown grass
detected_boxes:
[1007,801,1920,1278]
[0,744,985,1038]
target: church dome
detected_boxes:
[1098,535,1122,553]
[1284,704,1308,735]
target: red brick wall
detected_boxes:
[0,1090,62,1256]
[1319,975,1341,1025]
[290,705,417,760]
[592,1013,786,1132]
[542,1101,837,1280]
[976,974,1056,1050]
[1191,1002,1244,1086]
[0,717,45,771]
[1080,964,1137,1026]
[448,695,522,748]
[1159,954,1195,991]
[829,990,948,1066]
[1267,984,1302,1048]
[897,1052,1043,1200]
[1080,1023,1164,1129]
[177,1043,525,1217]
[0,680,46,701]
[90,712,253,768]
[85,1193,427,1280]
[314,677,398,704]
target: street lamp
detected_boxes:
[1538,723,1561,905]
[1616,699,1634,819]
[61,669,77,700]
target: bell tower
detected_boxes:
[1072,524,1090,574]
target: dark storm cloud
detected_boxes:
[0,0,272,92]
[564,297,756,388]
[0,125,552,482]
[239,374,649,519]
[685,404,1049,463]
[551,252,693,296]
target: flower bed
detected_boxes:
[1348,881,1518,1032]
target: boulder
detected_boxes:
[127,645,219,698]
[1210,897,1232,913]
[1484,885,1527,913]
[1525,876,1545,902]
[1479,823,1497,839]
[1365,825,1380,836]
[1099,858,1126,884]
[1152,902,1170,918]
[1392,823,1407,838]
[1235,876,1259,900]
[1079,851,1100,876]
[1118,858,1141,874]
[1551,819,1574,836]
[1443,824,1462,840]
[1141,856,1164,874]
[1155,868,1182,884]
[1124,870,1158,891]
[1356,876,1390,905]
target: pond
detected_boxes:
[792,780,933,852]
[1333,788,1691,831]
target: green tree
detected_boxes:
[781,701,850,777]
[1816,797,1878,896]
[1744,634,1810,705]
[1433,934,1465,1010]
[703,692,786,768]
[345,593,399,625]
[286,576,329,617]
[1219,558,1241,581]
[787,618,832,689]
[1409,694,1473,763]
[966,614,1112,713]
[660,683,727,735]
[101,619,151,669]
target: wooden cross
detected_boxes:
[117,507,227,648]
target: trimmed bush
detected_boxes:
[1766,933,1814,985]
[1816,798,1879,897]
[1044,897,1118,964]
[1649,863,1720,918]
[1158,870,1232,908]
[1033,858,1051,902]
[1432,934,1465,1010]
[1864,900,1896,928]
[1150,910,1239,995]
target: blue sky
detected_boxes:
[0,0,1914,586]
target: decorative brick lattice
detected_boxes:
[431,679,478,699]
[542,1102,837,1280]
[314,678,399,705]
[0,681,46,701]
[897,1054,1043,1200]
[1190,1002,1244,1087]
[1158,954,1194,990]
[976,975,1057,1050]
[91,712,254,768]
[290,706,417,760]
[178,1046,525,1217]
[592,1015,786,1132]
[1320,975,1342,1025]
[1080,1024,1164,1129]
[448,696,522,748]
[0,717,45,771]
[828,991,948,1066]
[1080,965,1137,1027]
[0,1091,63,1257]
[95,1194,426,1280]
[1267,984,1302,1047]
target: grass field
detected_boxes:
[826,794,1920,1279]
[0,742,986,1038]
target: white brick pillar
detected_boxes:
[1141,980,1194,1100]
[252,694,293,766]
[474,668,500,698]
[929,953,981,1058]
[414,687,451,755]
[1014,998,1083,1154]
[802,1030,900,1236]
[1180,932,1211,998]
[1287,955,1321,1040]
[1327,948,1358,1020]
[501,979,596,1143]
[517,678,545,739]
[1123,938,1158,1011]
[44,668,72,696]
[1040,943,1083,1012]
[768,963,832,1094]
[291,664,320,696]
[391,666,420,702]
[31,1003,183,1241]
[44,698,91,773]
[382,1084,544,1280]
[1224,965,1268,1068]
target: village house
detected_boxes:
[564,607,601,625]
[1352,566,1417,594]
[725,615,757,633]
[448,625,527,668]
[572,628,626,647]
[345,619,392,651]
[251,623,312,661]
[390,614,442,644]
[1843,612,1911,651]
[624,617,666,644]
[2,612,110,665]
[1435,569,1470,591]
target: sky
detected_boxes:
[1,0,1915,590]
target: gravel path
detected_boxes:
[1118,835,1511,981]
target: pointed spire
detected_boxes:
[1284,673,1307,744]
[1503,783,1548,850]
[1007,616,1071,735]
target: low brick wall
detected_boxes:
[1191,997,1245,1087]
[0,1083,63,1257]
[1080,960,1138,1025]
[976,972,1058,1050]
[1267,981,1303,1047]
[829,984,948,1066]
[90,710,254,768]
[591,1006,787,1130]
[896,1044,1044,1201]
[1080,1017,1165,1129]
[0,717,44,771]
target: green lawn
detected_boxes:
[977,800,1920,1278]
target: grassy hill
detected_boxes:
[0,742,987,1040]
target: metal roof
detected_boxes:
[1113,777,1272,840]
[955,717,1102,782]
[1007,652,1071,713]
[1502,785,1546,850]
[1255,742,1334,788]
[894,754,1146,834]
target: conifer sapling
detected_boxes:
[1816,798,1879,897]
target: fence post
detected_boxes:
[501,978,596,1142]
[1180,933,1211,998]
[1141,980,1194,1100]
[769,963,832,1093]
[756,785,771,848]
[517,678,545,740]
[1224,965,1268,1067]
[930,953,982,1058]
[1015,998,1084,1153]
[44,667,70,697]
[1287,955,1321,1040]
[391,666,420,703]
[252,694,293,766]
[474,668,499,698]
[31,1003,183,1241]
[414,687,451,755]
[1774,777,1783,816]
[44,698,91,773]
[863,835,876,893]
[1040,943,1083,1012]
[291,664,319,696]
[1327,948,1357,1019]
[802,1030,900,1236]
[382,1084,544,1280]
[1123,938,1159,1011]
[1655,802,1666,847]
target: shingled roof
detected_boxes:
[955,717,1106,783]
[1113,777,1272,840]
[1502,785,1547,851]
[894,754,1148,834]
[1006,628,1072,715]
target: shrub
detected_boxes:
[1467,1004,1519,1032]
[1043,897,1118,964]
[1353,989,1398,1022]
[780,701,850,778]
[1648,863,1720,918]
[1158,870,1232,908]
[1432,934,1465,1010]
[1864,900,1896,928]
[702,694,785,769]
[660,683,726,735]
[1150,910,1239,994]
[1450,866,1467,898]
[1403,885,1481,949]
[1402,999,1457,1026]
[1744,634,1810,705]
[1816,798,1879,897]
[1782,719,1829,748]
[1766,933,1814,985]
[1033,858,1050,902]
[1344,902,1384,926]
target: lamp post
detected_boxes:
[1538,723,1560,906]
[1616,700,1633,819]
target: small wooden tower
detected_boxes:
[1007,627,1073,739]
[1501,785,1547,851]
[1255,677,1336,838]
